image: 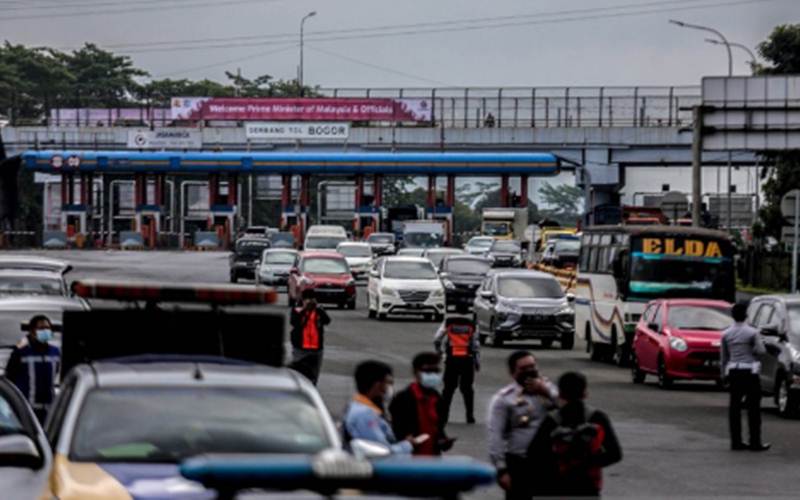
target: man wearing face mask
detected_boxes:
[487,350,558,500]
[289,289,330,385]
[434,309,480,425]
[5,315,61,422]
[343,360,415,455]
[389,352,455,456]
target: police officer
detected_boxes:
[721,302,770,451]
[289,289,331,385]
[487,350,558,500]
[5,315,61,422]
[434,306,480,424]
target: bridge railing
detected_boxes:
[321,86,701,128]
[3,86,700,129]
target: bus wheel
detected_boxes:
[610,327,626,366]
[587,325,603,362]
[489,319,504,348]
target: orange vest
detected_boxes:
[447,323,474,357]
[302,310,320,350]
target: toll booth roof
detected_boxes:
[23,150,560,175]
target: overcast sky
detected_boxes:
[0,0,794,87]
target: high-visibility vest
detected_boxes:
[302,310,320,350]
[446,322,475,357]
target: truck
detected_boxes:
[481,208,528,243]
[402,220,445,248]
[384,205,425,241]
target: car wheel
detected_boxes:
[347,300,356,310]
[561,331,575,350]
[631,352,646,384]
[587,324,603,362]
[777,373,799,418]
[489,319,503,348]
[434,313,444,322]
[657,355,672,389]
[541,339,554,349]
[230,273,238,284]
[378,312,387,321]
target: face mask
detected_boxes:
[515,368,539,386]
[35,329,53,343]
[420,371,443,391]
[381,384,395,408]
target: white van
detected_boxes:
[306,225,347,238]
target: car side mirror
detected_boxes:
[566,293,575,303]
[760,325,781,338]
[370,270,379,278]
[290,267,299,275]
[349,439,391,460]
[0,434,42,469]
[479,290,493,299]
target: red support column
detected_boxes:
[500,174,510,207]
[519,175,529,207]
[281,174,291,212]
[60,174,68,207]
[446,174,456,207]
[300,175,310,207]
[228,174,238,207]
[427,175,436,211]
[374,174,383,207]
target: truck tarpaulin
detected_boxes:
[171,97,433,122]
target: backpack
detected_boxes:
[549,407,605,491]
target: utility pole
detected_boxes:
[691,105,704,227]
[299,11,317,97]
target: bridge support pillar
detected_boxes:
[500,174,510,207]
[519,175,528,207]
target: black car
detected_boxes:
[367,232,397,256]
[746,295,800,417]
[542,237,581,269]
[487,239,524,268]
[268,231,296,249]
[440,255,493,311]
[229,237,271,282]
[474,270,574,349]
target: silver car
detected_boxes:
[258,248,299,286]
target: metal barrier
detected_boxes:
[6,86,699,129]
[193,231,221,250]
[42,231,68,249]
[119,231,145,250]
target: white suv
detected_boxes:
[367,257,445,322]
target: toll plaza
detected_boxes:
[22,150,559,249]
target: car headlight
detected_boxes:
[431,288,445,298]
[496,302,522,320]
[381,287,397,297]
[669,337,688,352]
[557,306,574,316]
[789,344,800,363]
[260,266,272,274]
[443,280,456,290]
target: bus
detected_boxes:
[575,225,735,364]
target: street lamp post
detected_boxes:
[299,11,317,96]
[705,38,757,68]
[670,19,734,230]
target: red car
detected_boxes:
[288,251,357,309]
[631,299,733,388]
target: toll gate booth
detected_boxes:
[23,151,559,249]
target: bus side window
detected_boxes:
[588,246,599,272]
[579,243,591,272]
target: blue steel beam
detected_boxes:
[22,150,559,176]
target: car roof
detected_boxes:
[751,294,800,305]
[0,269,64,278]
[301,251,346,259]
[338,242,370,247]
[368,232,394,237]
[264,248,298,253]
[385,256,430,263]
[81,361,306,390]
[426,248,462,253]
[658,299,732,308]
[445,254,491,261]
[491,269,554,280]
[0,255,70,273]
[469,236,494,241]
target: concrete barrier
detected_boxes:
[119,231,145,250]
[194,231,221,249]
[42,231,68,249]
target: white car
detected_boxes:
[464,236,495,256]
[336,242,373,279]
[367,257,445,322]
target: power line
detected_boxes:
[71,0,719,51]
[0,0,207,10]
[149,43,298,79]
[305,45,452,86]
[116,0,781,55]
[0,0,280,22]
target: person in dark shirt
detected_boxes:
[289,289,331,385]
[389,352,455,456]
[528,371,622,498]
[5,315,60,422]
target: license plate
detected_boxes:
[706,360,720,368]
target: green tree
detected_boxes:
[538,182,582,224]
[138,78,235,106]
[756,24,800,238]
[56,43,147,107]
[0,43,73,123]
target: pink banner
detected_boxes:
[171,97,432,122]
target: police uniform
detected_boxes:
[720,321,767,449]
[434,317,480,424]
[487,380,558,500]
[5,339,60,422]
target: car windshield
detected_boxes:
[554,239,581,253]
[302,258,349,274]
[338,245,372,257]
[0,276,63,296]
[491,241,521,253]
[384,261,437,279]
[445,259,492,275]
[0,397,23,436]
[236,240,270,257]
[468,238,494,248]
[305,236,346,249]
[426,251,461,268]
[404,232,442,248]
[668,306,732,331]
[368,234,393,244]
[483,222,510,236]
[397,249,425,257]
[498,277,564,299]
[264,252,296,265]
[70,387,330,462]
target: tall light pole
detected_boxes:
[299,11,317,96]
[670,19,734,230]
[705,38,757,69]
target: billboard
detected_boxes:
[171,97,432,122]
[127,128,202,149]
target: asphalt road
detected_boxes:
[19,250,799,499]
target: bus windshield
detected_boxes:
[483,222,510,236]
[627,235,734,300]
